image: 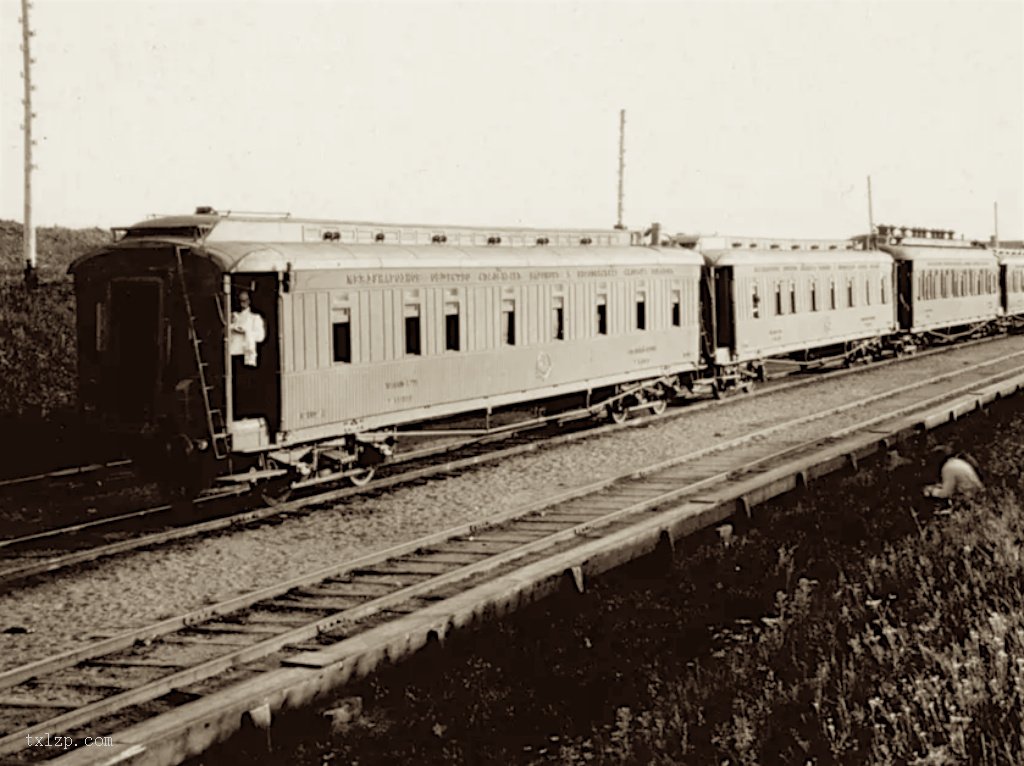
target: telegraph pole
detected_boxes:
[615,109,626,230]
[21,0,38,288]
[866,175,875,249]
[993,201,999,249]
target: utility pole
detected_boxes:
[993,201,999,249]
[615,109,626,230]
[21,0,38,288]
[866,175,875,249]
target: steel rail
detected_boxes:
[0,459,130,489]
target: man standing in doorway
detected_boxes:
[230,288,266,418]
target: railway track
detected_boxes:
[0,336,1020,590]
[0,461,131,491]
[0,332,1000,497]
[3,351,1024,764]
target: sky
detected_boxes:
[1,0,1021,241]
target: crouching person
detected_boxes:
[923,447,984,501]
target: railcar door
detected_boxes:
[229,273,281,436]
[1000,264,1008,314]
[107,277,164,421]
[699,266,717,366]
[714,266,736,358]
[896,260,913,330]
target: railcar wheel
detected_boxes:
[648,399,668,416]
[348,467,376,487]
[256,459,294,506]
[606,403,629,424]
[260,482,293,506]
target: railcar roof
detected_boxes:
[115,213,634,249]
[879,242,997,262]
[995,248,1024,265]
[202,242,704,272]
[700,247,892,267]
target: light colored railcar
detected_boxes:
[71,211,703,490]
[995,248,1024,321]
[879,234,1000,337]
[695,236,897,380]
[234,242,704,452]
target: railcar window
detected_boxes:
[596,296,608,336]
[444,302,460,352]
[830,279,837,310]
[404,304,422,356]
[809,281,818,312]
[881,275,887,304]
[788,281,796,314]
[865,277,871,306]
[774,282,783,316]
[332,319,352,363]
[672,290,682,326]
[553,295,565,340]
[636,293,647,331]
[750,285,760,319]
[846,277,854,308]
[502,299,516,345]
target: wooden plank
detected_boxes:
[364,560,461,575]
[86,659,187,669]
[432,541,521,555]
[190,623,283,636]
[274,597,365,611]
[408,552,490,565]
[0,696,74,709]
[241,612,318,626]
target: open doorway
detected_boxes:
[230,274,280,435]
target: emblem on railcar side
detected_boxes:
[536,351,553,380]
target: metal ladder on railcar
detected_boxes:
[174,249,230,460]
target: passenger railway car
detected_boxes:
[694,236,897,380]
[70,211,704,491]
[876,226,1000,337]
[996,247,1024,321]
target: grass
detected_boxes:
[232,399,1024,766]
[0,221,112,473]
